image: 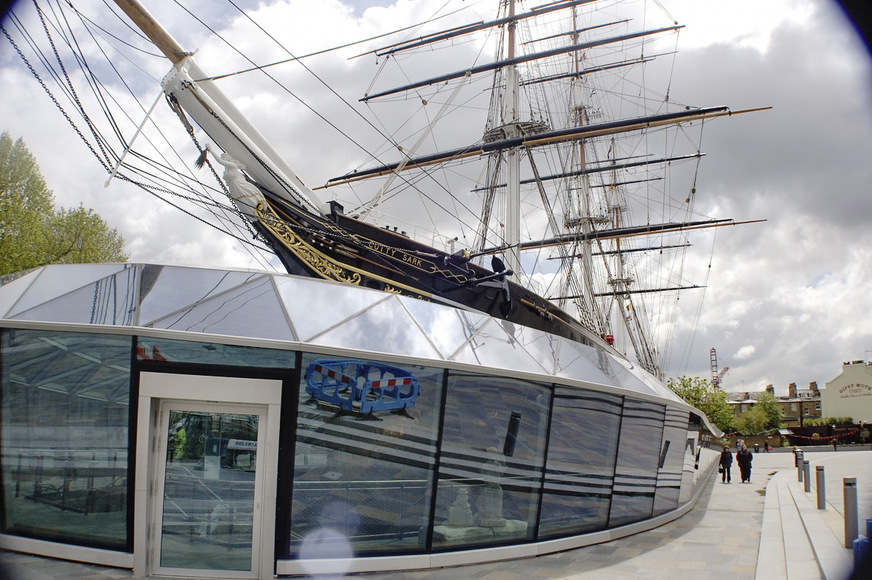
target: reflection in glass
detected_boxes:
[289,354,443,556]
[136,337,295,369]
[0,329,130,550]
[450,320,547,375]
[433,373,549,550]
[137,266,262,327]
[5,264,129,320]
[8,266,138,325]
[274,276,387,341]
[0,268,41,319]
[400,298,488,358]
[679,414,702,504]
[605,354,660,397]
[148,275,293,341]
[539,389,622,537]
[308,298,439,359]
[609,399,665,528]
[160,410,258,571]
[553,339,616,384]
[654,408,691,515]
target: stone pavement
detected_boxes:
[1,447,869,579]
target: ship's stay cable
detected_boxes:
[57,0,266,264]
[177,0,490,245]
[5,2,275,270]
[33,0,114,168]
[353,20,498,237]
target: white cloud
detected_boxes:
[735,345,756,361]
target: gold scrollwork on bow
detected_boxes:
[255,204,433,300]
[257,204,361,286]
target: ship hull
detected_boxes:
[256,191,598,347]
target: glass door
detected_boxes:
[152,401,265,578]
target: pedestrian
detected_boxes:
[174,425,186,462]
[832,437,838,452]
[736,438,744,452]
[719,445,733,483]
[737,444,753,483]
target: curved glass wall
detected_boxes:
[433,373,550,550]
[539,388,622,538]
[609,400,665,527]
[0,329,131,550]
[0,264,718,569]
[289,354,444,557]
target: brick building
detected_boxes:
[728,382,821,427]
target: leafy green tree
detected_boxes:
[666,375,737,433]
[0,131,128,277]
[736,405,768,436]
[754,391,784,430]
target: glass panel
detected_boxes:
[507,326,558,375]
[148,275,293,341]
[8,266,138,325]
[6,264,129,318]
[288,354,443,556]
[307,298,440,360]
[0,268,41,318]
[553,339,617,385]
[653,407,690,515]
[0,329,130,550]
[433,373,550,550]
[135,337,295,368]
[160,410,258,571]
[137,266,263,326]
[605,353,660,397]
[678,412,698,505]
[274,276,387,341]
[400,298,489,358]
[539,388,622,538]
[609,399,665,528]
[449,320,547,374]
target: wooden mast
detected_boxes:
[112,0,188,64]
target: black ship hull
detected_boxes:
[254,189,599,348]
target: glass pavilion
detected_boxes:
[0,263,719,578]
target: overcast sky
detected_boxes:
[2,0,871,397]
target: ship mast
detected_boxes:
[569,4,607,335]
[504,0,522,274]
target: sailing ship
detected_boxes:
[2,0,763,379]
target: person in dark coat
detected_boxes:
[736,444,753,483]
[719,445,733,483]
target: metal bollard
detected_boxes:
[845,478,858,548]
[816,465,825,509]
[798,459,804,482]
[803,461,811,492]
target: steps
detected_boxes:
[756,468,853,580]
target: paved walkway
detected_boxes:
[1,447,869,579]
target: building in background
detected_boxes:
[821,360,872,424]
[728,382,821,428]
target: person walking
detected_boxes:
[719,445,733,483]
[737,444,753,483]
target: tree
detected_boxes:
[0,131,128,277]
[736,406,768,436]
[666,375,737,433]
[754,391,784,430]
